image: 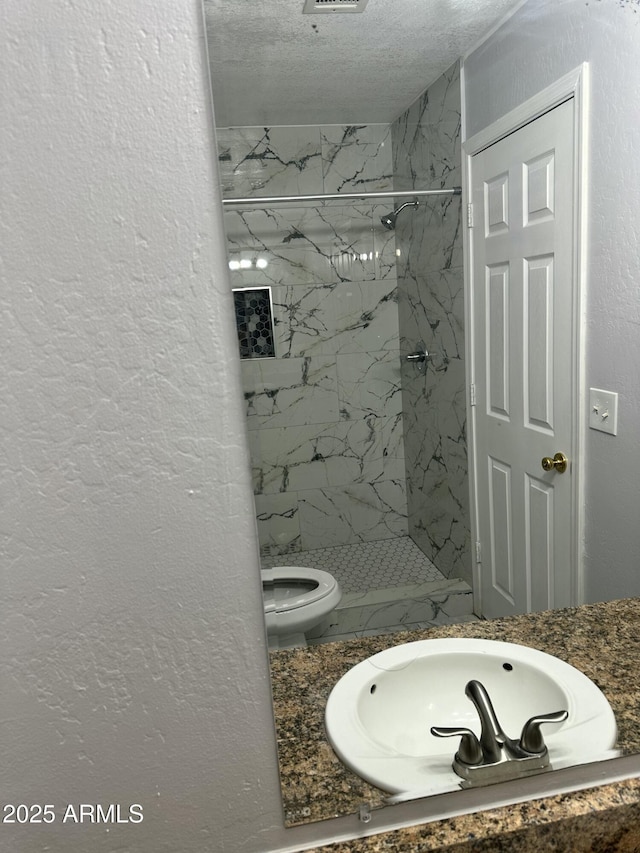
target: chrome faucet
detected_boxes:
[431,679,568,786]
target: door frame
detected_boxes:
[461,64,590,616]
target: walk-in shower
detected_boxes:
[219,103,468,643]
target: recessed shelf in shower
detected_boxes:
[232,287,276,360]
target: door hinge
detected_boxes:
[467,203,474,228]
[475,541,482,564]
[470,383,477,406]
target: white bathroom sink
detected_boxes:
[325,638,618,797]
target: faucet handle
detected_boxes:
[519,710,568,754]
[431,726,483,765]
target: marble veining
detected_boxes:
[321,124,394,195]
[225,205,377,286]
[298,479,408,551]
[310,577,474,643]
[392,60,470,583]
[272,279,399,359]
[249,416,404,493]
[224,202,398,286]
[241,355,339,429]
[220,123,406,555]
[217,126,324,198]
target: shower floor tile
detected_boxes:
[261,536,445,594]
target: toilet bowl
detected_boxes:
[262,566,342,649]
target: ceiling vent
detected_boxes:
[303,0,369,13]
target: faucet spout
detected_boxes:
[464,679,509,762]
[465,680,541,762]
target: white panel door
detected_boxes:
[471,99,576,619]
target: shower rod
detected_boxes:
[221,187,462,206]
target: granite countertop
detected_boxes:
[269,597,640,845]
[308,777,640,852]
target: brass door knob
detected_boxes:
[541,452,568,474]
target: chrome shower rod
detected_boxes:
[222,187,461,206]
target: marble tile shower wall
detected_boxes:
[217,125,408,554]
[391,61,471,584]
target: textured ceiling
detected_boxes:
[204,0,522,128]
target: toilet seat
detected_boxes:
[262,566,338,614]
[261,566,342,648]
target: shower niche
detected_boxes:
[232,286,276,360]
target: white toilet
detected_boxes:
[262,566,342,649]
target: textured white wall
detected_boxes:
[463,0,640,604]
[0,1,295,851]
